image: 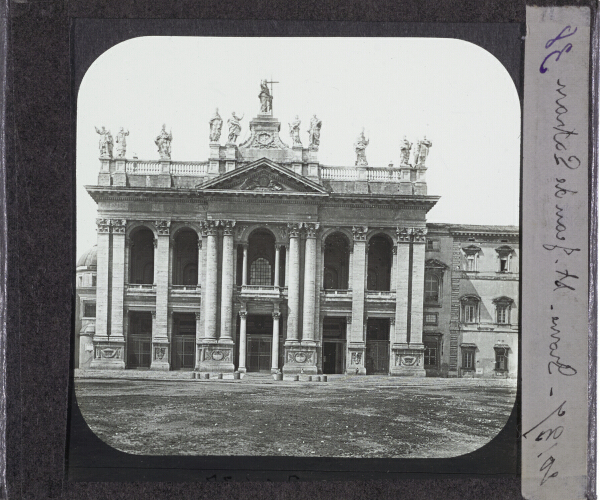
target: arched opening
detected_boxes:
[323,232,350,290]
[130,227,155,284]
[247,229,276,286]
[172,229,198,286]
[367,235,392,291]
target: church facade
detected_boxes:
[79,84,518,378]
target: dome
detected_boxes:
[77,245,97,269]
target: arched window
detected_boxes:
[172,229,198,286]
[323,232,350,290]
[130,227,155,284]
[250,258,272,285]
[367,235,392,291]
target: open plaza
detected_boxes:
[74,373,517,458]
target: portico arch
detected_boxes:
[129,226,155,284]
[323,232,350,290]
[367,233,393,291]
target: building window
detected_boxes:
[424,273,440,304]
[494,346,509,372]
[460,296,480,324]
[497,304,509,324]
[461,347,476,370]
[92,275,96,287]
[493,296,514,325]
[495,245,514,273]
[250,257,272,286]
[78,276,83,287]
[424,313,438,326]
[466,254,476,271]
[462,245,481,272]
[426,239,434,251]
[84,302,96,318]
[424,340,439,368]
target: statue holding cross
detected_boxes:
[259,79,277,113]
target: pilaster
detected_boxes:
[90,218,126,369]
[391,226,426,377]
[151,220,171,370]
[347,226,367,375]
[109,219,126,343]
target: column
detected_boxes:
[410,228,427,345]
[220,220,235,341]
[238,310,247,372]
[110,219,126,342]
[197,235,202,287]
[271,311,281,373]
[285,244,290,287]
[302,223,319,343]
[203,221,219,341]
[198,227,207,353]
[286,223,301,343]
[350,226,367,343]
[152,220,171,370]
[241,244,248,286]
[274,244,281,287]
[395,228,411,345]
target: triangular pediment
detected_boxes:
[197,158,328,195]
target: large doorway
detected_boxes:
[246,315,273,372]
[366,318,390,374]
[127,311,152,368]
[172,313,196,370]
[322,317,346,374]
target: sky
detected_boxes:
[77,36,521,256]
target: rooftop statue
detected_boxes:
[354,128,369,167]
[115,127,129,159]
[307,114,322,151]
[414,137,433,167]
[227,112,244,144]
[289,115,302,146]
[209,108,223,143]
[400,136,412,166]
[95,126,113,159]
[155,124,172,160]
[259,80,273,113]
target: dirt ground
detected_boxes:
[74,374,517,459]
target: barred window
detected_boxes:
[424,341,438,368]
[250,257,272,286]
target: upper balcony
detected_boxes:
[321,289,353,302]
[366,290,396,303]
[237,285,287,299]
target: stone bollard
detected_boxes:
[293,375,299,381]
[308,376,313,382]
[233,372,241,380]
[203,373,210,380]
[315,376,321,382]
[217,373,223,379]
[322,375,328,382]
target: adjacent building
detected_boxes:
[76,84,518,378]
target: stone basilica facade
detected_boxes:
[78,83,519,378]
